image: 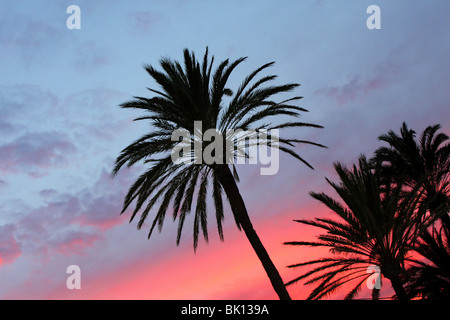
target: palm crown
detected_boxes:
[373,122,450,228]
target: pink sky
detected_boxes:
[43,206,351,300]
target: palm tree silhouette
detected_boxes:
[404,225,450,299]
[285,156,439,300]
[112,48,324,300]
[373,122,450,230]
[373,123,450,299]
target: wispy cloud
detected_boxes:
[0,224,22,266]
[0,132,77,178]
[10,168,132,260]
[126,11,163,35]
[315,73,387,106]
[315,60,404,106]
[0,14,66,66]
[0,84,59,135]
[72,41,114,73]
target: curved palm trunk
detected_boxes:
[388,276,409,300]
[213,164,291,300]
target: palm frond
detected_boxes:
[113,47,323,250]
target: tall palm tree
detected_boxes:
[373,122,450,230]
[112,48,324,300]
[285,156,438,300]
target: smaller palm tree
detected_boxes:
[285,156,439,300]
[372,123,450,299]
[404,225,450,299]
[373,122,450,230]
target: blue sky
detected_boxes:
[0,0,449,299]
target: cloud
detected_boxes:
[0,224,22,266]
[0,119,14,136]
[0,13,66,66]
[70,169,130,231]
[39,189,58,198]
[315,73,388,106]
[0,84,129,141]
[72,41,113,73]
[0,131,77,177]
[0,84,59,136]
[0,85,130,178]
[48,230,101,256]
[126,11,163,35]
[60,88,130,142]
[314,60,404,106]
[9,167,134,260]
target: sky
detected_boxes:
[0,0,449,300]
